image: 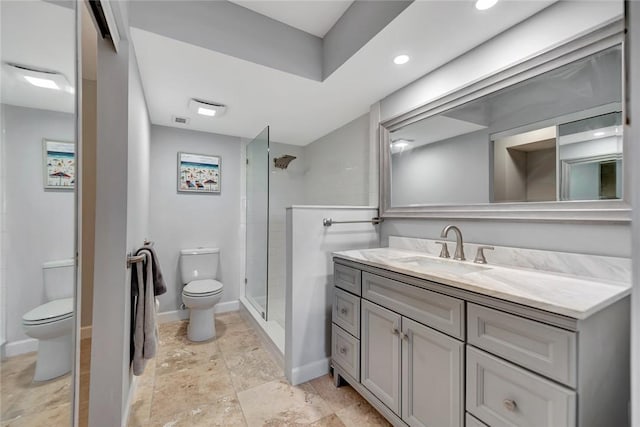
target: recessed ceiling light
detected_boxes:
[475,0,498,10]
[393,54,410,65]
[24,76,60,90]
[593,131,605,137]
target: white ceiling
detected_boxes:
[1,1,75,113]
[132,0,554,145]
[228,1,353,37]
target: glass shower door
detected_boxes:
[245,126,269,319]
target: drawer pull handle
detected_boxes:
[340,307,348,315]
[339,346,348,355]
[503,399,517,412]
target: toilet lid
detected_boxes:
[183,279,223,296]
[23,298,74,325]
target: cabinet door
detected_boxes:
[402,318,463,427]
[361,300,402,415]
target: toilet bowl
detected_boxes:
[22,298,74,381]
[22,259,75,381]
[180,248,224,342]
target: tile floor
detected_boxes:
[128,311,391,427]
[0,352,72,426]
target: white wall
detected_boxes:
[149,125,242,313]
[285,206,379,385]
[303,113,370,205]
[268,142,305,327]
[0,104,4,347]
[2,105,75,345]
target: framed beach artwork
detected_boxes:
[177,152,221,194]
[43,139,75,190]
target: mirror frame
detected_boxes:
[379,20,630,223]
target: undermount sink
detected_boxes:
[401,256,491,275]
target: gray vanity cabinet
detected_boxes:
[401,317,463,427]
[361,300,402,414]
[331,258,630,427]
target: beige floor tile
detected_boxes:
[309,414,348,427]
[217,329,262,356]
[155,342,219,376]
[309,375,366,413]
[150,353,235,421]
[1,373,71,421]
[335,401,391,427]
[237,379,333,426]
[224,347,284,392]
[127,380,155,427]
[147,393,246,427]
[1,402,71,427]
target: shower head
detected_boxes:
[273,155,297,170]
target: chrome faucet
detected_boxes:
[440,225,465,261]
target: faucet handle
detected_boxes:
[435,241,450,259]
[474,246,494,264]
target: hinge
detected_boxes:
[246,158,249,165]
[244,278,248,285]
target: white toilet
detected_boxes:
[180,247,224,342]
[22,259,75,382]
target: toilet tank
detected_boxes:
[43,259,75,301]
[179,248,219,284]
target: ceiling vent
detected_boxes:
[189,98,227,117]
[172,116,190,125]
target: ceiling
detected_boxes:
[132,0,554,145]
[228,1,353,37]
[0,1,75,113]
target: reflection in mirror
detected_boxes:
[389,44,622,208]
[1,0,76,425]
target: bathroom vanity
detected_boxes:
[330,247,630,427]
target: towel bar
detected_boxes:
[322,217,383,227]
[127,253,146,268]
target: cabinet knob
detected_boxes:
[339,346,348,355]
[503,399,517,412]
[340,307,348,315]
[391,327,400,335]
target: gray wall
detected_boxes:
[2,105,75,343]
[303,113,370,205]
[391,130,489,206]
[149,125,242,313]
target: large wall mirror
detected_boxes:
[380,21,629,222]
[1,0,78,425]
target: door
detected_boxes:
[361,300,402,414]
[245,126,269,318]
[402,317,463,427]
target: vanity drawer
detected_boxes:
[466,346,576,427]
[467,303,576,387]
[332,325,360,381]
[333,287,360,338]
[334,263,362,296]
[362,272,464,339]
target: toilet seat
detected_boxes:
[22,297,74,325]
[183,279,223,297]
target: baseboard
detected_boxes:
[4,338,38,358]
[288,357,330,386]
[80,325,92,340]
[157,300,240,324]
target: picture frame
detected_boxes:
[177,152,221,194]
[43,139,75,190]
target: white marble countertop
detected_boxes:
[333,248,631,319]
